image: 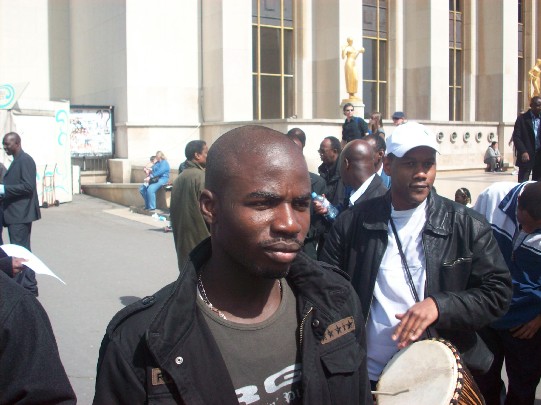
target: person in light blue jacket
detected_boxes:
[139,150,170,211]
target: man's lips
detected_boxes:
[262,241,302,253]
[261,240,303,262]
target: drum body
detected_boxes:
[376,339,484,405]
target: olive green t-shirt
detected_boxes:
[198,280,302,404]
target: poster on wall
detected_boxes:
[69,106,114,157]
[10,100,73,204]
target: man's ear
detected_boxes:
[200,189,218,224]
[383,155,392,176]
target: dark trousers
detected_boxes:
[518,149,541,182]
[475,326,541,405]
[8,222,38,296]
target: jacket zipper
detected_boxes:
[365,294,375,326]
[299,306,313,349]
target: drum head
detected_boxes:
[377,340,459,405]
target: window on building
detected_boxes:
[362,0,388,118]
[449,0,463,121]
[518,0,525,112]
[252,0,294,120]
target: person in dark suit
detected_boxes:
[0,162,7,245]
[286,128,327,259]
[512,96,541,182]
[339,139,389,206]
[364,133,391,188]
[313,139,388,218]
[0,132,41,296]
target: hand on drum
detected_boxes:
[392,298,438,349]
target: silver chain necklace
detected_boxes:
[197,274,282,321]
[197,273,228,320]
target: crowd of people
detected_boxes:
[3,96,541,404]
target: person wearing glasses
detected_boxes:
[342,103,369,147]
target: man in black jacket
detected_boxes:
[0,271,76,404]
[94,125,372,405]
[342,103,369,146]
[513,96,541,182]
[321,122,512,388]
[286,128,327,260]
[0,132,41,296]
[317,136,344,206]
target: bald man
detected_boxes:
[364,133,391,188]
[314,140,388,218]
[340,139,389,207]
[94,125,372,405]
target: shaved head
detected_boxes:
[200,125,312,280]
[340,139,377,189]
[206,125,308,195]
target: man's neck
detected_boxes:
[199,256,283,324]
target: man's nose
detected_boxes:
[271,204,303,236]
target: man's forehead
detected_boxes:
[231,170,311,198]
[401,146,437,159]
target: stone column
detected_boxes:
[202,0,252,122]
[477,0,518,122]
[403,0,449,121]
[388,0,405,116]
[296,0,314,119]
[312,0,363,118]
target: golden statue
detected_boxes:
[528,59,541,99]
[342,37,364,99]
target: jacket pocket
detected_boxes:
[442,257,472,268]
[319,338,365,405]
[321,339,362,374]
[440,257,473,291]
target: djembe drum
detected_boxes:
[375,339,484,405]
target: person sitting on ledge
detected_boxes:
[484,141,503,172]
[139,150,170,211]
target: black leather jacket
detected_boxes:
[93,238,372,405]
[321,191,512,373]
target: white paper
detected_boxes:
[1,244,66,285]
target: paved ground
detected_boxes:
[19,168,539,404]
[29,195,179,404]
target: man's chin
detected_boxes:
[258,265,291,280]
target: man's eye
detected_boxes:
[294,201,310,210]
[248,200,276,209]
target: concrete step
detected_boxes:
[82,183,171,211]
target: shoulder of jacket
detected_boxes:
[431,194,490,228]
[352,193,387,214]
[317,260,351,282]
[105,283,175,338]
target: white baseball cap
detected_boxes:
[386,122,439,157]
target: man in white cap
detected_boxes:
[321,121,512,389]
